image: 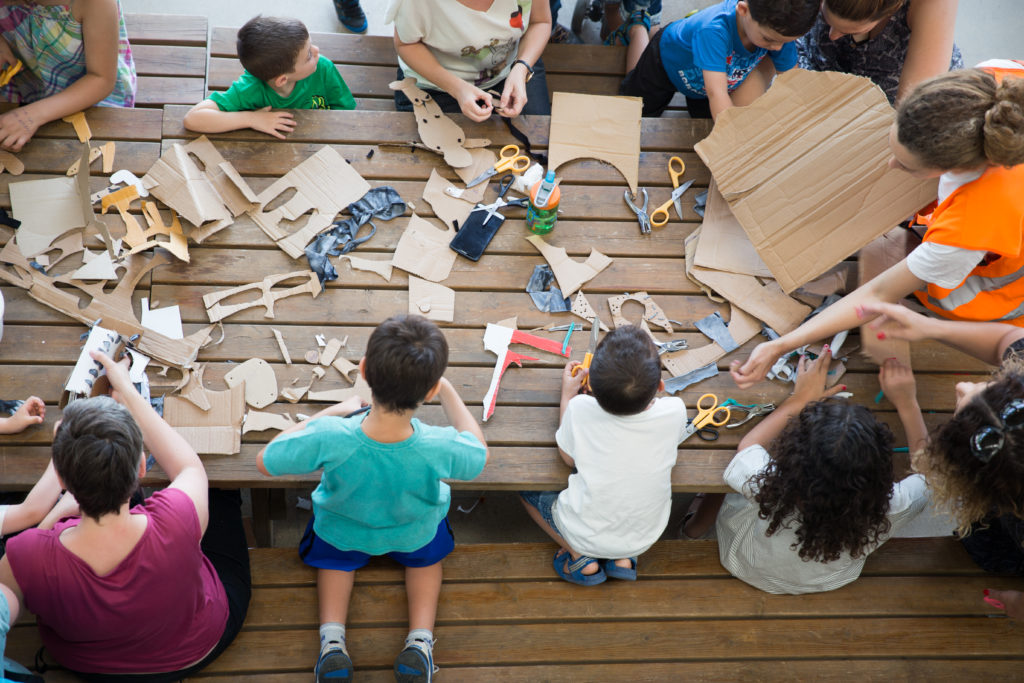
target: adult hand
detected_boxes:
[984,589,1024,619]
[791,350,845,403]
[1,396,45,433]
[0,105,39,152]
[858,302,932,343]
[455,82,493,122]
[730,340,782,389]
[90,350,134,402]
[879,358,918,410]
[248,107,296,139]
[499,69,528,117]
[561,360,586,397]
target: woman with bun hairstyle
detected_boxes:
[732,60,1024,389]
[797,0,962,104]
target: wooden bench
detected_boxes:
[125,13,208,107]
[207,29,693,114]
[7,538,1023,679]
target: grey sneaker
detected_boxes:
[394,637,437,683]
[316,644,353,683]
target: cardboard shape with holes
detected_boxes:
[249,146,371,259]
[695,70,938,293]
[389,77,474,168]
[224,358,279,409]
[203,271,323,323]
[547,92,642,196]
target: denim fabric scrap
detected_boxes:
[305,186,406,285]
[526,264,571,313]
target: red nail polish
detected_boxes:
[877,332,886,340]
[841,385,847,391]
[984,589,990,596]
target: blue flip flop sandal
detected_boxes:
[553,550,606,586]
[602,557,638,581]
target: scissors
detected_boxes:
[571,318,601,391]
[650,157,695,228]
[464,145,531,188]
[654,338,689,355]
[680,394,731,443]
[720,399,775,428]
[624,188,651,235]
[0,60,22,88]
[473,174,528,223]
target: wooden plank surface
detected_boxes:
[125,13,208,47]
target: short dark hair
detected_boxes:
[237,15,309,82]
[588,325,661,416]
[52,397,143,521]
[746,0,820,37]
[364,315,448,413]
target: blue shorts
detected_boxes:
[520,490,563,535]
[299,516,455,571]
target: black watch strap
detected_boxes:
[512,59,534,82]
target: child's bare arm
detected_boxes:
[0,397,45,434]
[184,100,296,139]
[256,396,367,475]
[0,460,62,535]
[0,0,120,151]
[703,70,733,120]
[394,32,492,122]
[437,378,487,452]
[730,59,774,107]
[880,358,927,454]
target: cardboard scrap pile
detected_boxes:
[668,70,939,381]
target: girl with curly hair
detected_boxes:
[732,60,1024,390]
[860,301,1024,618]
[705,350,929,594]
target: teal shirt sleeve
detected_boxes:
[440,427,488,481]
[320,57,357,110]
[262,416,351,476]
[209,70,270,111]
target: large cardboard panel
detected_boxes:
[695,70,938,293]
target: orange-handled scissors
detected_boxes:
[680,393,731,442]
[465,145,531,188]
[650,156,694,228]
[571,318,601,391]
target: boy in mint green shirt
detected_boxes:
[258,315,487,683]
[184,15,355,139]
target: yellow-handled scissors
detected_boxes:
[650,156,694,228]
[465,145,532,188]
[0,60,22,88]
[680,393,731,442]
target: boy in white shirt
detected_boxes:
[520,325,688,585]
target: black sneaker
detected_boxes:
[394,637,437,683]
[333,0,367,34]
[316,644,354,683]
[551,23,583,44]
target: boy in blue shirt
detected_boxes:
[258,316,488,683]
[619,0,819,119]
[184,15,356,139]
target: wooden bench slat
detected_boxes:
[5,105,165,142]
[130,44,207,78]
[135,76,206,107]
[125,14,208,47]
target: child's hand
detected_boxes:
[0,105,39,152]
[730,340,781,389]
[858,302,932,343]
[561,360,586,397]
[90,350,135,402]
[790,349,845,403]
[320,395,368,418]
[248,107,296,139]
[455,82,493,123]
[879,358,918,409]
[0,36,17,69]
[0,396,45,434]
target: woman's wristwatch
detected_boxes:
[511,59,534,82]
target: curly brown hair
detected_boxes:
[920,358,1024,534]
[753,400,896,562]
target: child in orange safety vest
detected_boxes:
[730,59,1024,389]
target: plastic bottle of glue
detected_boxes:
[526,171,560,235]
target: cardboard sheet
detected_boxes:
[688,265,811,335]
[392,214,456,283]
[692,180,772,278]
[142,142,233,228]
[694,70,939,293]
[422,169,474,232]
[11,176,86,258]
[547,92,642,195]
[249,146,371,259]
[164,382,244,455]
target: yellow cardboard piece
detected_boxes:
[547,92,642,195]
[61,111,91,142]
[0,150,24,176]
[694,70,939,293]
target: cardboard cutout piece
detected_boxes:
[177,363,212,411]
[547,92,642,195]
[570,292,610,331]
[271,328,292,364]
[128,202,189,262]
[101,140,115,173]
[389,77,473,168]
[62,112,91,142]
[693,180,773,278]
[341,254,393,282]
[224,358,278,408]
[409,276,455,322]
[66,145,102,176]
[307,371,371,403]
[422,169,474,231]
[69,249,118,280]
[320,338,343,367]
[525,234,612,299]
[392,214,456,282]
[243,410,296,434]
[140,297,184,339]
[481,323,571,421]
[607,291,673,334]
[11,176,86,258]
[0,150,24,176]
[249,146,371,259]
[165,382,244,455]
[694,70,939,293]
[661,305,762,378]
[203,271,323,323]
[332,356,360,384]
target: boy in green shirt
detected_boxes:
[258,315,488,683]
[184,15,356,138]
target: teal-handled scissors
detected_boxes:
[680,393,731,443]
[464,145,531,188]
